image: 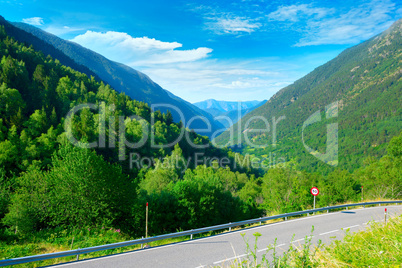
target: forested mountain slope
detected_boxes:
[215,19,402,173]
[0,16,224,136]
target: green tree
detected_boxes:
[388,132,402,159]
[4,140,136,233]
[24,108,48,137]
[0,83,26,127]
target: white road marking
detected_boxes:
[291,235,314,244]
[363,220,381,225]
[215,242,288,264]
[319,230,339,236]
[342,224,360,229]
[213,253,251,264]
[257,243,286,252]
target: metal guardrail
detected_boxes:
[0,200,401,266]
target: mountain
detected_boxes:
[215,19,402,173]
[193,99,261,113]
[220,100,267,127]
[0,16,224,136]
[194,99,266,128]
[0,17,98,80]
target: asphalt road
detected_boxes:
[48,205,402,268]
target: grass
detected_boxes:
[222,215,402,267]
[318,215,402,267]
[226,227,323,268]
[0,227,136,267]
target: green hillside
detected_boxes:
[0,16,225,137]
[215,19,402,173]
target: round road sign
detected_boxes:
[310,187,319,196]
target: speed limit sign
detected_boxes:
[310,187,319,196]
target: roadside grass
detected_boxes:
[0,227,137,267]
[222,215,402,267]
[318,215,402,267]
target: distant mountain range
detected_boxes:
[193,99,266,128]
[193,99,261,114]
[0,16,224,137]
[215,19,402,173]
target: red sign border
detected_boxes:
[310,187,319,196]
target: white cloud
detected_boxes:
[268,4,334,22]
[45,25,85,36]
[268,0,398,46]
[296,0,396,46]
[133,47,213,65]
[190,5,262,35]
[22,17,44,26]
[72,31,181,51]
[206,15,261,34]
[70,31,212,66]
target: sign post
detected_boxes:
[385,208,387,224]
[145,202,149,238]
[310,187,319,214]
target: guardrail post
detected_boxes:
[141,236,143,249]
[190,230,193,240]
[229,223,231,232]
[285,216,287,221]
[259,217,262,225]
[76,248,80,261]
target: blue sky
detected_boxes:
[1,0,401,103]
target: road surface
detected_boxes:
[48,205,402,268]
